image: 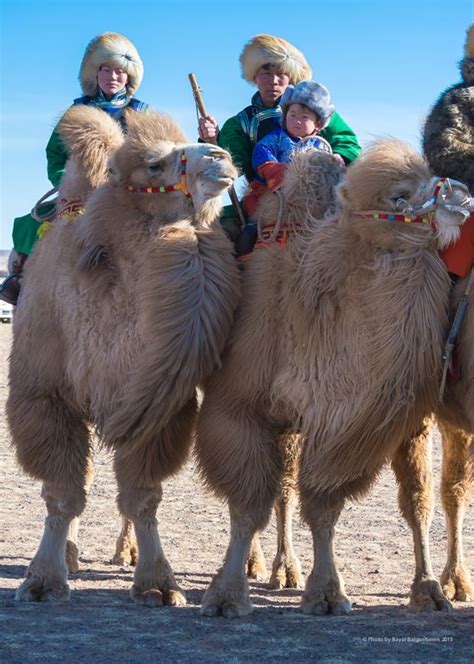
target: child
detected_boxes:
[238,80,336,256]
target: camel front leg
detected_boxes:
[117,484,185,608]
[16,481,87,602]
[391,421,452,612]
[438,421,473,601]
[112,516,138,567]
[299,488,351,615]
[202,506,268,618]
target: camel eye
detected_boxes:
[147,161,164,173]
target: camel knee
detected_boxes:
[118,487,163,522]
[41,482,87,521]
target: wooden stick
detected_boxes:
[188,73,247,228]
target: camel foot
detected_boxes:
[269,557,303,589]
[246,556,267,581]
[301,576,351,616]
[65,540,80,573]
[441,565,473,602]
[409,577,453,612]
[16,573,71,603]
[112,546,138,567]
[131,587,164,607]
[200,571,253,618]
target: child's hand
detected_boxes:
[198,116,219,142]
[258,161,288,192]
[332,153,346,168]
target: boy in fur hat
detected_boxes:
[245,80,336,216]
[423,24,474,279]
[198,34,361,240]
[1,32,149,305]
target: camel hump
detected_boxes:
[58,105,125,157]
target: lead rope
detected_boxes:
[439,265,473,402]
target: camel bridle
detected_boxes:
[126,151,193,203]
[355,177,472,226]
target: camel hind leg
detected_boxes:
[269,432,303,589]
[112,516,138,567]
[438,420,473,601]
[391,418,452,612]
[8,392,91,602]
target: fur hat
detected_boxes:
[240,34,312,85]
[460,24,474,83]
[280,81,335,128]
[79,32,144,97]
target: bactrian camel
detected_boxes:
[8,106,240,606]
[195,140,472,617]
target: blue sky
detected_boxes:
[0,0,472,249]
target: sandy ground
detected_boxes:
[0,323,472,663]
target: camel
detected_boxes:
[195,139,472,617]
[8,106,240,606]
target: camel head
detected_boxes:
[337,139,472,248]
[58,105,125,191]
[255,149,344,227]
[110,111,237,223]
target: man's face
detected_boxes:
[254,64,290,107]
[97,63,128,97]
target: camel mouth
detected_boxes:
[214,176,234,188]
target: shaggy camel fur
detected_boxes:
[195,140,471,617]
[8,107,240,606]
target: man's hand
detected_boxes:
[198,116,219,142]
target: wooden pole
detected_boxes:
[188,73,247,229]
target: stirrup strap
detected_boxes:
[31,187,59,222]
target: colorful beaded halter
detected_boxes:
[126,152,192,201]
[354,178,454,225]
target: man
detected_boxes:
[198,34,361,240]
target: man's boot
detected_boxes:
[0,251,28,305]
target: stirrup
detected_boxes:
[0,274,21,306]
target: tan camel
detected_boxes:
[195,140,472,617]
[8,106,240,606]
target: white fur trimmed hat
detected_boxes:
[240,34,312,85]
[281,81,335,128]
[79,32,144,97]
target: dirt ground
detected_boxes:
[0,323,472,663]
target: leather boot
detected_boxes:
[0,252,28,305]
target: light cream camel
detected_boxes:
[195,140,471,617]
[8,106,240,606]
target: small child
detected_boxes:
[238,80,336,257]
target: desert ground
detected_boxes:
[0,322,472,663]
